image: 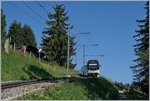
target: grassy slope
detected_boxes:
[22,77,119,100]
[2,51,79,81]
[115,83,148,100]
[126,89,148,100]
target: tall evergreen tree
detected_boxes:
[1,9,6,51]
[8,20,37,48]
[41,4,76,67]
[22,24,37,47]
[8,20,23,48]
[131,1,149,94]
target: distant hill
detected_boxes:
[2,51,79,81]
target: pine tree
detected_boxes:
[131,1,149,94]
[1,9,6,51]
[41,4,76,67]
[8,20,24,48]
[8,20,37,48]
[22,24,37,47]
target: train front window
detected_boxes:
[88,64,98,68]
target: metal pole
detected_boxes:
[75,53,77,65]
[39,53,40,62]
[66,32,91,76]
[67,28,70,77]
[83,45,85,66]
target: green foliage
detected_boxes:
[1,51,79,81]
[114,82,148,100]
[131,1,149,94]
[115,82,127,91]
[1,9,6,51]
[22,24,37,47]
[41,4,76,67]
[22,77,119,100]
[126,89,148,100]
[7,20,37,48]
[8,20,23,48]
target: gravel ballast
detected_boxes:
[1,81,63,100]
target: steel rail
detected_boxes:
[1,77,86,90]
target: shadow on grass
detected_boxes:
[126,89,149,100]
[22,64,53,79]
[78,77,119,100]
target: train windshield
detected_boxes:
[89,63,98,67]
[87,60,99,69]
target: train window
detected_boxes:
[87,60,100,69]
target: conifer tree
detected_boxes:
[8,20,37,48]
[1,9,6,51]
[41,4,76,67]
[131,1,149,94]
[22,24,37,47]
[8,20,24,48]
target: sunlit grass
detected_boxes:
[1,51,79,81]
[22,77,119,100]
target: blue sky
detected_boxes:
[2,1,146,84]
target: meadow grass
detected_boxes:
[22,77,119,100]
[1,51,79,81]
[126,89,148,100]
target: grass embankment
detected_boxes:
[126,89,148,100]
[115,83,148,100]
[2,51,79,81]
[22,77,119,100]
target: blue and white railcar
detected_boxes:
[81,60,100,77]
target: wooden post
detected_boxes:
[4,38,9,53]
[10,44,12,50]
[9,37,12,50]
[29,51,32,58]
[14,43,15,51]
[23,46,26,56]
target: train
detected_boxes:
[81,60,100,77]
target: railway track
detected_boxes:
[1,77,86,99]
[2,77,63,89]
[1,77,84,89]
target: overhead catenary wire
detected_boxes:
[11,2,45,27]
[70,16,97,58]
[69,18,90,61]
[36,1,49,14]
[85,55,105,57]
[69,18,93,65]
[72,44,98,66]
[22,1,46,21]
